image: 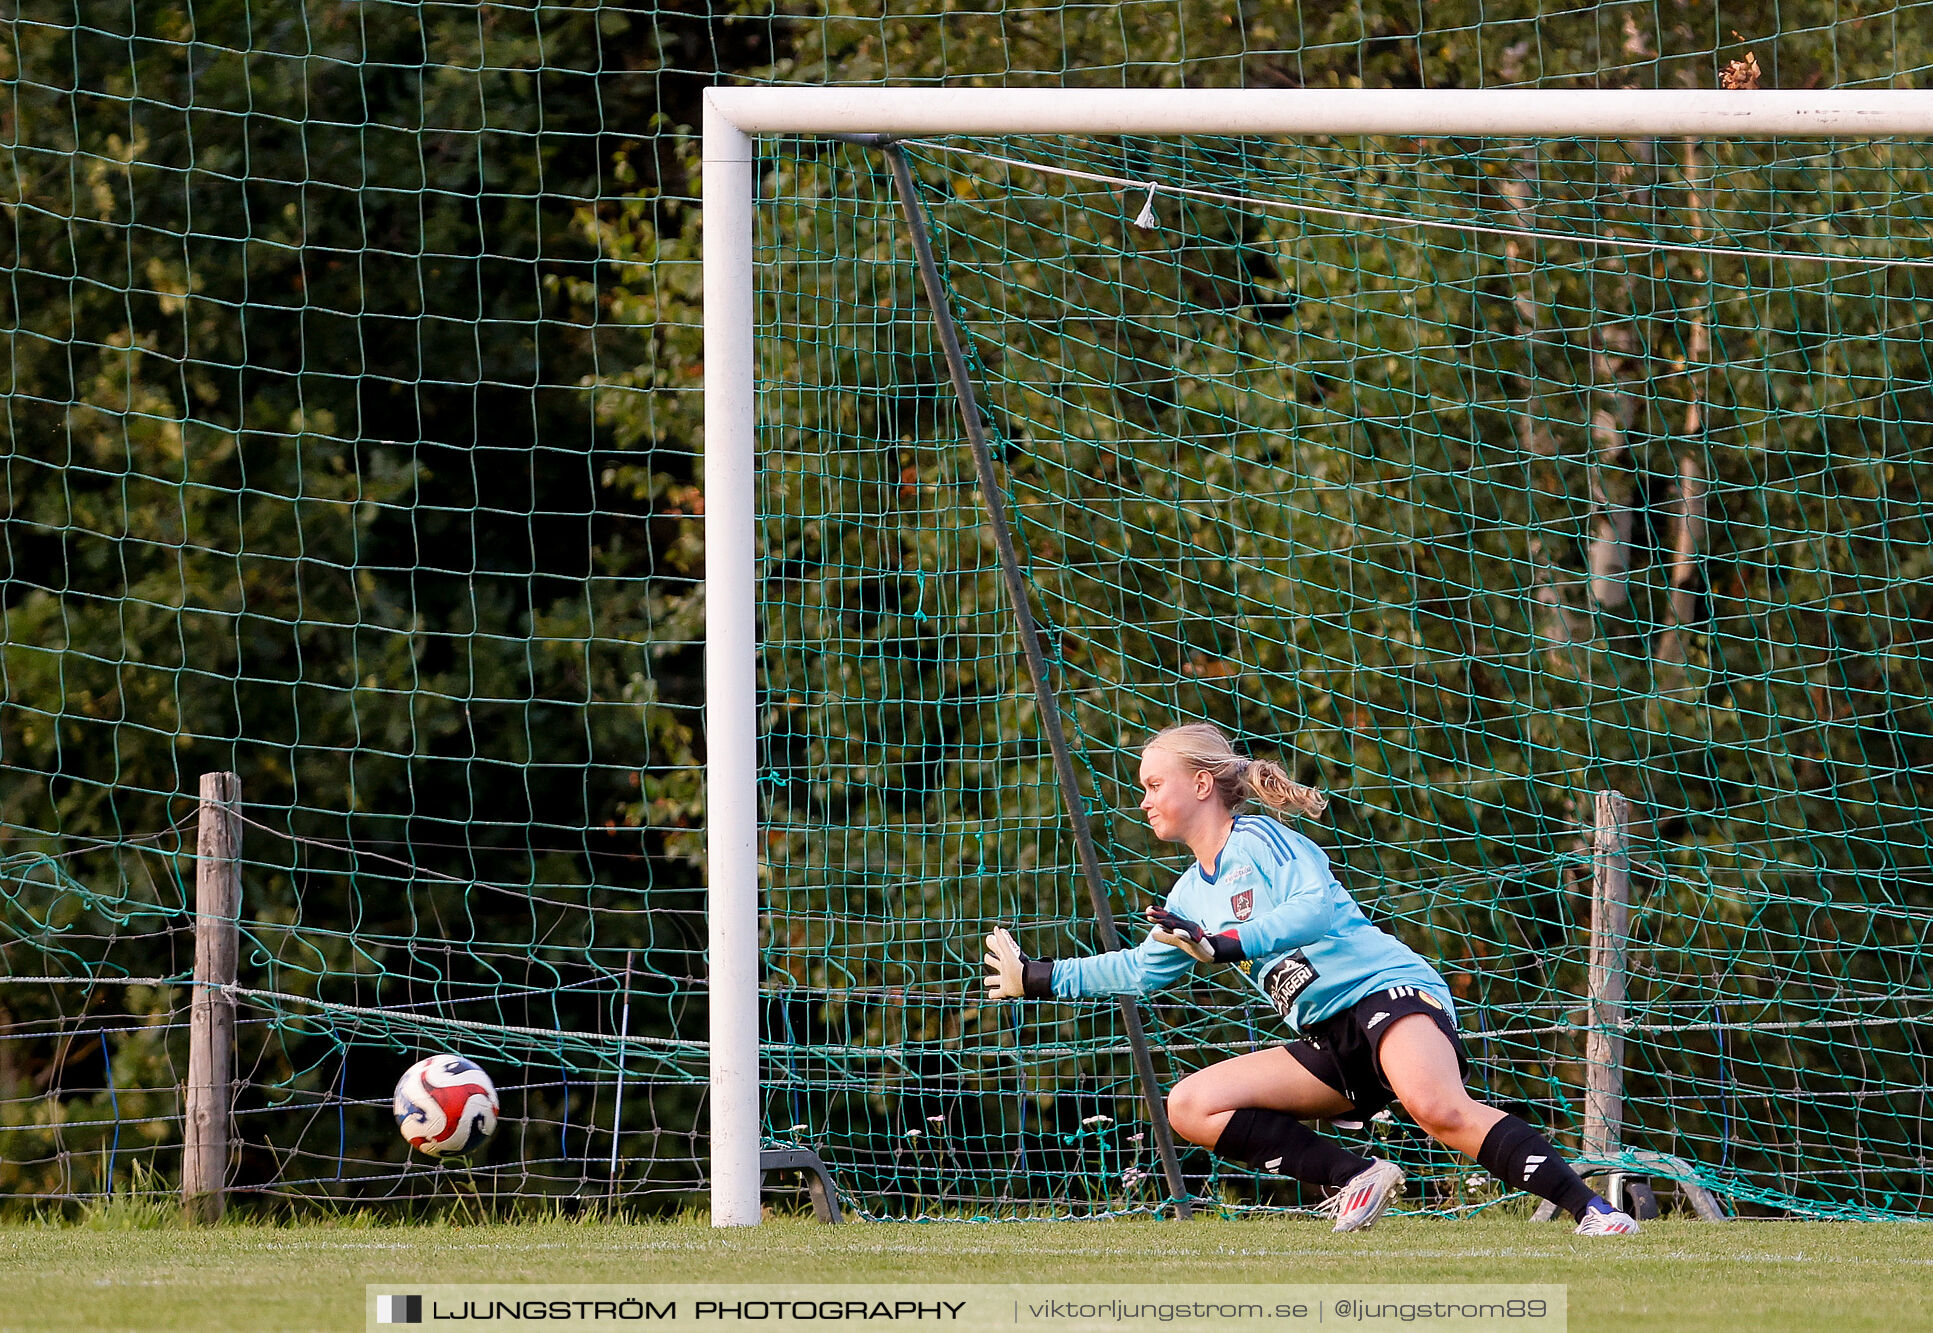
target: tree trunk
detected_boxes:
[1657,134,1712,667]
[1586,136,1652,615]
[1497,145,1583,663]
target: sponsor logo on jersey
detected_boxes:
[1262,951,1320,1019]
[1230,889,1253,921]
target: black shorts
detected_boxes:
[1282,986,1471,1117]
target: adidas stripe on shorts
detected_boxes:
[1282,986,1472,1116]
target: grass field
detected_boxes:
[4,1212,1930,1333]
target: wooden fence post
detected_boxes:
[184,771,241,1222]
[1583,788,1630,1160]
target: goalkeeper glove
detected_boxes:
[1145,907,1245,965]
[982,927,1055,1000]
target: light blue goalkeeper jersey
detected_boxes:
[1048,814,1455,1032]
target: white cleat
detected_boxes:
[1574,1206,1640,1236]
[1321,1160,1405,1233]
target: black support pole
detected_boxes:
[880,143,1194,1219]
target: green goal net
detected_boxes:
[755,128,1933,1221]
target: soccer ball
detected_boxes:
[393,1054,499,1158]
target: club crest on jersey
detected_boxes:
[1230,889,1253,921]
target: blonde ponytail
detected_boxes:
[1144,722,1328,819]
[1242,756,1329,818]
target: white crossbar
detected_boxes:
[707,87,1933,138]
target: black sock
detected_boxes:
[1475,1115,1599,1221]
[1216,1108,1373,1189]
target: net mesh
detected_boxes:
[0,0,709,1212]
[757,131,1933,1220]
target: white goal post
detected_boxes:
[701,86,1933,1228]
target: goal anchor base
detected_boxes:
[759,1148,844,1223]
[1529,1151,1726,1221]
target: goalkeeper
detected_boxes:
[982,722,1639,1236]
